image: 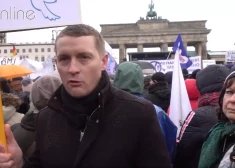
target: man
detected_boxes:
[0,24,171,168]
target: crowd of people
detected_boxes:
[0,24,235,167]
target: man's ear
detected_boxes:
[101,53,108,71]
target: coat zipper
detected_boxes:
[80,105,100,142]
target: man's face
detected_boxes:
[56,36,108,98]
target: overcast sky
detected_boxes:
[6,0,235,58]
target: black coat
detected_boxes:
[12,111,37,157]
[145,82,171,112]
[174,105,218,168]
[24,76,171,168]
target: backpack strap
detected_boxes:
[230,145,235,162]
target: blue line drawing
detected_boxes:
[150,61,165,72]
[30,0,61,21]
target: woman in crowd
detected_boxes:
[199,71,235,168]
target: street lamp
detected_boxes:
[51,30,62,43]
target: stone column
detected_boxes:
[201,41,208,60]
[183,42,188,52]
[160,43,168,51]
[195,42,202,56]
[137,44,143,52]
[119,44,126,63]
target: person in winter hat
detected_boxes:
[145,72,171,112]
[11,75,62,158]
[199,71,235,168]
[175,64,230,168]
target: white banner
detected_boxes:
[187,56,201,74]
[226,51,235,62]
[202,60,216,68]
[144,56,201,74]
[0,57,21,65]
[0,0,82,31]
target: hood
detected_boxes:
[185,79,200,100]
[114,62,144,94]
[31,75,62,110]
[3,106,17,122]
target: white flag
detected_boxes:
[169,49,192,136]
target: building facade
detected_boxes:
[0,43,55,61]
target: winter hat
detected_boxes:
[230,65,235,72]
[196,65,230,95]
[22,77,32,87]
[151,72,166,83]
[225,71,235,83]
[224,64,234,70]
[31,76,62,110]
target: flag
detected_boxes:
[173,34,192,69]
[11,45,17,57]
[169,47,192,136]
[104,41,118,75]
[106,52,118,75]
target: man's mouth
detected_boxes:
[68,80,83,87]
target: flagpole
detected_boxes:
[166,51,172,59]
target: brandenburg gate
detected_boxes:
[100,1,211,63]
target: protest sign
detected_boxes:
[0,56,21,65]
[143,56,201,74]
[226,51,235,62]
[202,60,216,68]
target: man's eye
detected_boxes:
[81,56,90,60]
[59,57,68,61]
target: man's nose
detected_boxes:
[68,58,80,74]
